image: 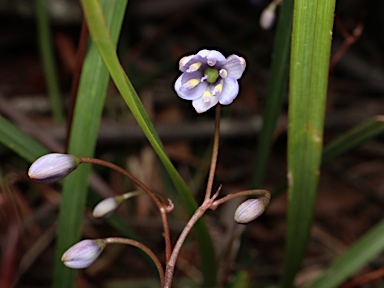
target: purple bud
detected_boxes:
[61,239,106,269]
[28,153,80,183]
[234,197,269,224]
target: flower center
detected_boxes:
[204,68,219,83]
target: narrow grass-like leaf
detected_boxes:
[309,219,384,288]
[35,0,64,123]
[80,0,217,285]
[53,1,127,287]
[0,116,48,161]
[282,1,336,287]
[271,116,384,198]
[80,0,196,211]
[251,0,293,188]
[323,116,384,164]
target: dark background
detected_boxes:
[0,0,384,287]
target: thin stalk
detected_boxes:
[79,157,172,262]
[105,237,164,286]
[210,189,270,210]
[163,189,221,288]
[204,104,221,202]
[35,0,64,123]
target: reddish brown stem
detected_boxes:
[210,189,270,211]
[163,190,220,288]
[204,104,221,202]
[105,237,164,286]
[79,157,172,262]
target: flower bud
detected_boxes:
[92,191,143,219]
[92,195,124,218]
[234,197,269,224]
[28,153,80,183]
[260,3,276,30]
[62,239,106,269]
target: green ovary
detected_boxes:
[204,68,219,83]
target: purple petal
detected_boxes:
[180,71,203,85]
[223,55,246,79]
[179,54,205,72]
[192,95,219,113]
[218,76,239,105]
[28,153,80,183]
[178,55,194,72]
[197,49,226,66]
[174,74,207,100]
[62,239,106,269]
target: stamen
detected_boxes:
[207,59,217,66]
[202,90,212,102]
[213,82,223,96]
[183,79,200,89]
[200,75,208,82]
[186,62,202,72]
[219,69,228,78]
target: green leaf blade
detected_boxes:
[53,1,128,287]
[80,0,218,285]
[282,1,336,287]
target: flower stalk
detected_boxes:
[78,157,173,262]
[105,237,165,287]
[204,104,221,202]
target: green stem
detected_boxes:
[35,0,64,123]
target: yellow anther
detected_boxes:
[183,79,200,89]
[187,62,202,72]
[213,83,223,96]
[202,90,212,102]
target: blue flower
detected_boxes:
[174,49,246,113]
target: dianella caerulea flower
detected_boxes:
[174,49,246,113]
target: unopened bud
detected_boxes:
[93,195,125,218]
[234,197,269,224]
[260,3,277,30]
[62,239,106,269]
[28,153,80,183]
[92,191,143,219]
